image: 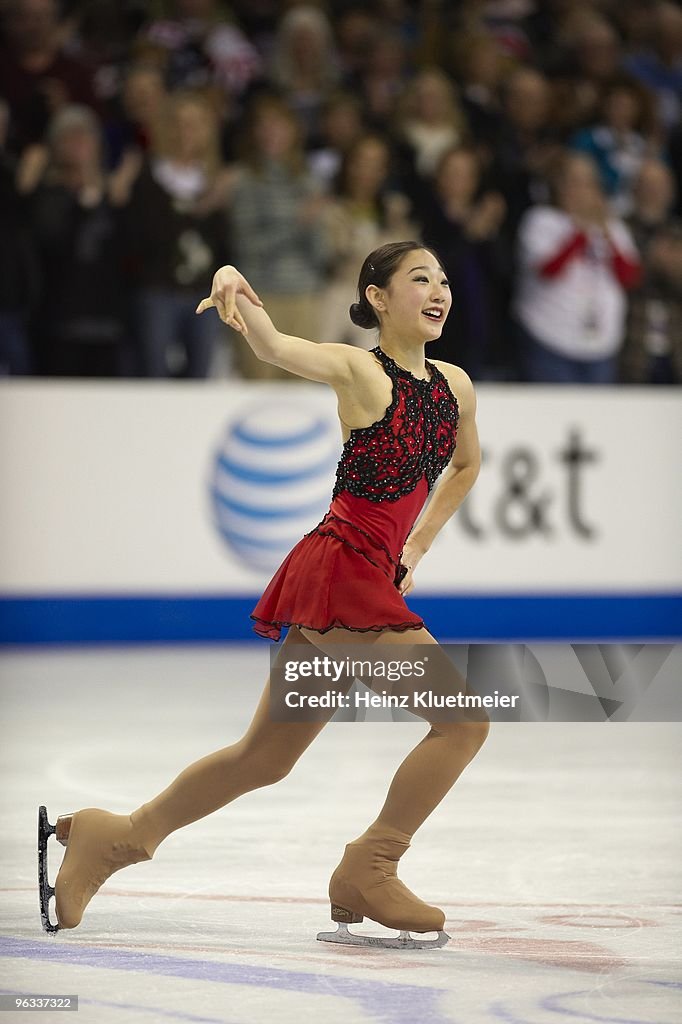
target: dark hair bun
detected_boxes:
[349,301,378,329]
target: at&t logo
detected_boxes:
[210,403,340,572]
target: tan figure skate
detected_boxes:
[38,806,153,932]
[316,826,450,950]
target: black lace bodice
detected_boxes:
[332,347,459,502]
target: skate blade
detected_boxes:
[38,806,59,934]
[316,922,450,949]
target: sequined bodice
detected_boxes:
[332,347,459,502]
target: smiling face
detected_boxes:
[368,249,451,343]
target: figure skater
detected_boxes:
[39,241,487,949]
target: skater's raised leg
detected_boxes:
[53,628,337,929]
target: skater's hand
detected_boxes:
[195,266,263,335]
[397,562,415,596]
[398,539,427,596]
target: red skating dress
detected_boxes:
[251,347,459,640]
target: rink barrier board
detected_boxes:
[1,383,681,596]
[0,592,680,645]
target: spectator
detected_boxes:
[462,0,537,63]
[421,146,507,381]
[269,5,340,147]
[570,76,656,216]
[616,0,656,57]
[3,2,676,386]
[0,0,98,155]
[0,97,38,374]
[513,152,641,383]
[621,159,682,383]
[455,33,507,156]
[334,8,378,82]
[393,67,469,217]
[394,67,468,179]
[373,0,420,48]
[26,105,128,376]
[137,0,262,99]
[571,15,623,88]
[307,91,366,191]
[107,63,169,171]
[229,95,328,379]
[491,65,560,237]
[63,0,145,114]
[355,32,410,129]
[123,90,228,378]
[321,134,415,349]
[550,16,624,138]
[624,1,682,134]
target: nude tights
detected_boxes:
[130,629,489,856]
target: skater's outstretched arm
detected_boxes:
[196,264,365,385]
[399,365,480,595]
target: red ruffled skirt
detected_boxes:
[251,487,427,641]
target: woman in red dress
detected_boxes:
[45,241,487,948]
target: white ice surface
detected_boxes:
[0,646,680,1024]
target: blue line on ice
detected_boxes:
[0,936,456,1024]
[541,989,677,1024]
[489,1001,538,1023]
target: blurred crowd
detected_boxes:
[1,0,681,384]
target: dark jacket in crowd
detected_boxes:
[422,197,510,380]
[29,182,126,373]
[123,161,228,293]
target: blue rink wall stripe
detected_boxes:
[0,593,680,645]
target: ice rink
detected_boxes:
[0,645,680,1024]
